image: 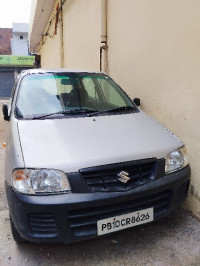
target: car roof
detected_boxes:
[20,68,103,75]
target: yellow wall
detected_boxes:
[39,0,101,70]
[62,0,101,70]
[37,0,200,218]
[39,32,61,68]
[108,0,200,217]
[39,0,62,68]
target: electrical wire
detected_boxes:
[33,0,67,52]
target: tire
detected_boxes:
[10,216,26,243]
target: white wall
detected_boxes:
[11,23,29,55]
[11,33,29,55]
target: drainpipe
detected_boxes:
[60,0,64,67]
[100,0,108,73]
[101,0,107,43]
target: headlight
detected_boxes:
[165,147,189,174]
[13,169,71,194]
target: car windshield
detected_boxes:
[15,72,135,119]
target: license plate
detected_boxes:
[97,207,154,235]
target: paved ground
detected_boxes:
[0,100,200,266]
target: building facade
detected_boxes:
[0,23,35,98]
[29,0,200,218]
[0,28,14,97]
[11,23,29,56]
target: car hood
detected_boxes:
[18,112,183,173]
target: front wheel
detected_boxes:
[10,216,26,243]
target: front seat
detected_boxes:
[67,87,88,107]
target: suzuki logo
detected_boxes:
[117,171,130,184]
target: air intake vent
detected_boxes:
[29,213,58,236]
[176,181,190,203]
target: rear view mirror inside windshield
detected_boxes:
[61,78,73,85]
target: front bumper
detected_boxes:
[6,165,190,243]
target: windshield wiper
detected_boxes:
[87,106,135,117]
[33,108,97,120]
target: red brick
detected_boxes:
[0,28,12,55]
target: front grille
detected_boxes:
[80,159,157,192]
[68,190,172,237]
[176,181,190,203]
[29,213,58,236]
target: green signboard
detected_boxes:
[0,55,35,66]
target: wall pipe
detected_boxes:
[60,0,64,67]
[101,0,107,44]
[100,0,108,72]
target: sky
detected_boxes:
[0,0,32,28]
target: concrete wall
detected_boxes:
[39,30,61,68]
[11,23,29,55]
[62,0,101,70]
[38,0,101,70]
[107,0,200,218]
[11,34,29,55]
[38,0,62,68]
[34,0,200,218]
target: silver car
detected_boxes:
[3,69,190,243]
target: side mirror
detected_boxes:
[133,98,141,107]
[2,103,10,121]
